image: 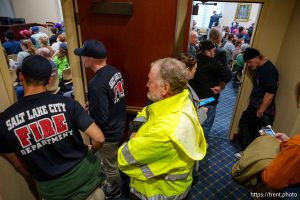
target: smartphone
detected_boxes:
[199,97,215,106]
[260,125,276,137]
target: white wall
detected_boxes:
[191,2,223,28]
[191,2,260,30]
[273,0,300,136]
[12,0,63,24]
[222,3,260,28]
[0,0,15,18]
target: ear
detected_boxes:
[47,76,53,85]
[19,72,25,82]
[161,82,171,97]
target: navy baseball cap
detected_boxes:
[21,55,52,81]
[74,40,107,59]
[31,26,39,33]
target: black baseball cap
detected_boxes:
[21,55,52,81]
[243,48,261,62]
[199,40,215,51]
[74,40,107,59]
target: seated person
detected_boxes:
[30,26,48,48]
[36,47,57,76]
[3,30,22,55]
[10,39,36,70]
[262,132,300,190]
[53,43,69,80]
[39,36,55,56]
[51,34,66,52]
[20,29,36,47]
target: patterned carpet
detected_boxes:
[189,137,251,200]
[209,81,238,139]
[189,81,251,200]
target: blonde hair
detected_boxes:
[39,36,48,46]
[57,34,66,42]
[209,28,222,43]
[21,39,36,55]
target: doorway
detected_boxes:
[189,1,262,140]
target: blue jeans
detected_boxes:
[202,104,217,136]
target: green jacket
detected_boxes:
[53,56,69,79]
[118,89,206,199]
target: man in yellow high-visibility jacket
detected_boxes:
[118,58,206,200]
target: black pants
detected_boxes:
[238,107,274,150]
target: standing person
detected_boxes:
[209,28,228,68]
[118,58,206,200]
[223,33,236,65]
[74,40,126,198]
[208,11,221,29]
[239,48,279,150]
[0,55,105,199]
[188,31,199,56]
[189,40,232,136]
[177,53,207,124]
[2,30,22,55]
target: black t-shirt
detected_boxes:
[0,92,93,181]
[251,61,279,98]
[88,65,126,142]
[189,54,232,104]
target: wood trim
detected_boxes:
[126,106,142,114]
[60,0,86,107]
[0,43,14,107]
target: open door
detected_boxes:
[75,0,182,109]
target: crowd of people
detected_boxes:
[0,17,299,200]
[2,23,70,99]
[189,18,299,198]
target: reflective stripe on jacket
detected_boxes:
[118,89,206,199]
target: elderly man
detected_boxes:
[0,55,105,199]
[118,58,206,200]
[188,30,199,55]
[74,40,126,198]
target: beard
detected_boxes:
[147,91,162,102]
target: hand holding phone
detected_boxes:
[259,125,276,137]
[199,97,215,107]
